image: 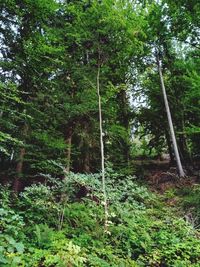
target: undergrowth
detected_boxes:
[174,184,200,229]
[0,170,200,266]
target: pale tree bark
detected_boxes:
[165,130,175,164]
[157,56,185,177]
[97,61,109,229]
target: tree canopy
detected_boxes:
[0,0,200,185]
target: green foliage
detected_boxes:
[0,208,24,238]
[0,207,25,265]
[0,82,24,156]
[0,0,200,265]
[131,0,200,164]
[0,0,199,182]
[34,224,54,249]
[0,0,145,179]
[23,240,86,267]
[1,171,200,266]
[18,184,57,224]
[177,185,200,224]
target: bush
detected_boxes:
[0,207,25,265]
[180,185,200,222]
[0,171,200,266]
[23,240,86,267]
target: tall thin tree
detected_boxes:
[97,55,109,229]
[156,53,185,177]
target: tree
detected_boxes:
[157,54,185,177]
[0,0,145,187]
[131,0,199,174]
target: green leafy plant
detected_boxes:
[0,207,25,265]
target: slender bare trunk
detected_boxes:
[66,134,72,173]
[97,62,109,229]
[157,56,185,177]
[165,130,175,164]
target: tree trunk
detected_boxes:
[13,124,28,193]
[83,150,90,173]
[13,147,26,192]
[165,130,175,164]
[65,127,73,173]
[97,62,108,228]
[65,87,76,174]
[157,56,185,177]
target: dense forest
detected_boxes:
[0,0,200,266]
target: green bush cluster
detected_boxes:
[0,172,200,266]
[176,185,200,226]
[0,208,25,265]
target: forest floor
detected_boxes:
[134,159,199,194]
[1,162,200,266]
[146,167,198,194]
[140,160,200,230]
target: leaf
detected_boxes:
[0,253,7,264]
[15,242,24,253]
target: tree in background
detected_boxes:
[0,0,145,189]
[131,0,200,173]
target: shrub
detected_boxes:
[0,207,25,265]
[1,171,200,266]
